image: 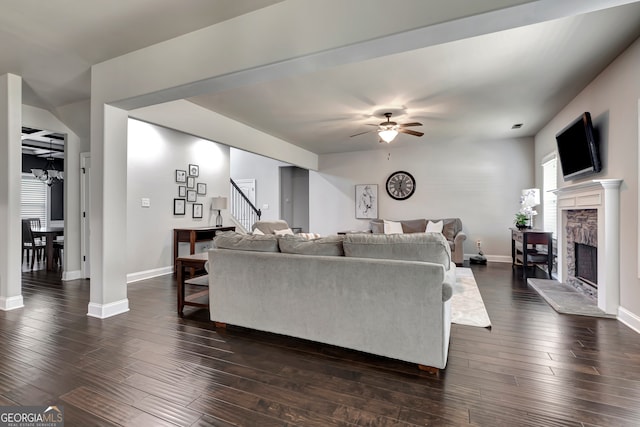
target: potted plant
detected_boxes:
[514,212,529,229]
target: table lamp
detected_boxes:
[520,188,540,228]
[210,197,227,227]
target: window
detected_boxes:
[21,173,48,227]
[542,155,557,237]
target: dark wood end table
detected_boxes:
[176,252,209,316]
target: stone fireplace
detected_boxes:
[565,209,598,297]
[554,179,622,315]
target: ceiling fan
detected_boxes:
[350,112,424,143]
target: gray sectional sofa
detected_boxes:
[208,231,455,370]
[370,218,466,266]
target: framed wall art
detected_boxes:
[187,176,195,188]
[197,182,207,195]
[173,198,186,215]
[175,169,186,183]
[355,184,378,219]
[189,164,199,177]
[178,186,186,197]
[187,190,197,202]
[192,203,203,219]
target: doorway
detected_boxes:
[279,166,309,232]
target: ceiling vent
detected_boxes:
[511,123,523,129]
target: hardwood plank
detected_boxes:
[4,262,638,426]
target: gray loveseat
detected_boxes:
[370,218,466,266]
[208,231,455,370]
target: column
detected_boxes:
[0,74,24,310]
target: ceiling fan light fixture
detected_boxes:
[378,128,398,143]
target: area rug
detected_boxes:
[528,278,616,318]
[451,268,492,328]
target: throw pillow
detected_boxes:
[274,228,294,236]
[252,228,265,235]
[383,220,404,234]
[426,220,444,233]
[297,232,321,239]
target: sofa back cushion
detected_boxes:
[278,235,345,256]
[343,232,451,268]
[213,231,280,252]
[370,218,427,234]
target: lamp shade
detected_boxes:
[211,196,227,210]
[521,188,540,207]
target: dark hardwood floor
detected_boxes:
[4,262,640,426]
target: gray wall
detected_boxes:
[534,35,640,328]
[126,119,230,277]
[310,137,535,260]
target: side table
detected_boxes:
[511,228,553,279]
[176,252,209,316]
[173,226,235,274]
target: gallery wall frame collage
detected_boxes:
[174,164,207,219]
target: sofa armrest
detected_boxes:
[454,230,467,246]
[442,262,456,302]
[451,231,467,266]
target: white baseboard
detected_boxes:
[0,295,24,311]
[465,253,511,263]
[87,299,129,319]
[62,270,82,281]
[127,266,173,283]
[618,306,640,334]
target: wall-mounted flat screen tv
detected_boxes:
[555,112,601,181]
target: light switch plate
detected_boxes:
[141,198,150,207]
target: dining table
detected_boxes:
[31,226,64,271]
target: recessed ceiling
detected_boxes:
[188,2,640,154]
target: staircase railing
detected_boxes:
[230,178,261,231]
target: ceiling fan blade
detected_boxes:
[399,122,422,127]
[349,129,375,137]
[399,128,424,137]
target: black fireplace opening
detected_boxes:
[575,243,597,287]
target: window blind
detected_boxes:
[21,174,48,227]
[542,157,557,237]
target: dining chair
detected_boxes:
[22,219,45,269]
[25,217,45,245]
[53,240,64,267]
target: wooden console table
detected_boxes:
[511,228,553,279]
[173,226,235,273]
[176,252,209,316]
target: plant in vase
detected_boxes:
[514,212,529,229]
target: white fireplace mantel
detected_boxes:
[552,179,622,315]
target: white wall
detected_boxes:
[534,36,640,328]
[127,119,230,277]
[310,137,534,260]
[230,147,289,221]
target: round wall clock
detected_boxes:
[386,171,416,200]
